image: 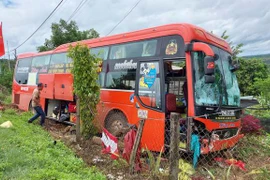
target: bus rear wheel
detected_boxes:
[105,112,129,137]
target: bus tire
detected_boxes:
[105,112,129,137]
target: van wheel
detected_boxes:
[105,112,129,137]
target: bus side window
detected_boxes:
[98,72,105,87]
[126,43,143,57]
[49,53,68,73]
[142,41,156,57]
[15,58,32,85]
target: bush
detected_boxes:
[0,70,13,92]
[241,115,263,134]
[0,85,11,104]
[254,77,270,109]
[236,58,269,96]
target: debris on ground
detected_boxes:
[0,121,13,128]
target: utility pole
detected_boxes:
[14,49,17,61]
[6,41,11,71]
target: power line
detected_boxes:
[12,0,64,51]
[106,0,143,36]
[54,0,69,16]
[69,0,90,21]
[47,0,69,20]
[67,0,88,23]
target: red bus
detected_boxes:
[12,23,243,154]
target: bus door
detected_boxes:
[133,60,165,152]
[163,59,188,148]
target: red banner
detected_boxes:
[101,128,119,159]
[0,22,5,57]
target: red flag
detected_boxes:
[0,22,5,57]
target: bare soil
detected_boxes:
[43,119,153,180]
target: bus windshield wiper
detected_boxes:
[215,76,226,112]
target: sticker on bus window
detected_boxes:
[165,39,178,55]
[140,63,157,88]
[17,67,29,73]
[28,73,37,85]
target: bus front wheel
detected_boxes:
[105,112,129,137]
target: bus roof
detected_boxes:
[17,52,36,59]
[17,50,54,59]
[17,23,231,59]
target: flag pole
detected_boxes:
[7,40,11,71]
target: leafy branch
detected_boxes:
[68,44,101,136]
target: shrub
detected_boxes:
[241,115,262,134]
[236,58,269,96]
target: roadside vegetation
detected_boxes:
[0,109,105,180]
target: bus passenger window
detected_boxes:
[142,41,156,57]
[98,72,105,87]
[49,53,70,73]
[110,46,126,59]
[90,46,109,60]
[109,39,158,60]
[126,43,143,58]
[106,71,136,90]
[15,58,32,84]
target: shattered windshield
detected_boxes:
[192,45,240,107]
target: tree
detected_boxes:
[37,19,99,52]
[237,58,269,96]
[221,30,244,60]
[220,31,269,96]
[0,59,16,92]
[254,77,270,109]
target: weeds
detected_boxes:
[144,146,165,179]
[237,133,270,160]
[204,165,232,180]
[178,159,195,180]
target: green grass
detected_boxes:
[0,110,105,180]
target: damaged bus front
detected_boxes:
[189,42,243,154]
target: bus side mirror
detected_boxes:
[229,56,240,72]
[204,56,215,75]
[205,75,215,83]
[230,64,240,72]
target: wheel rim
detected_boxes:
[109,120,124,134]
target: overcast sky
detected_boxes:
[0,0,270,58]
